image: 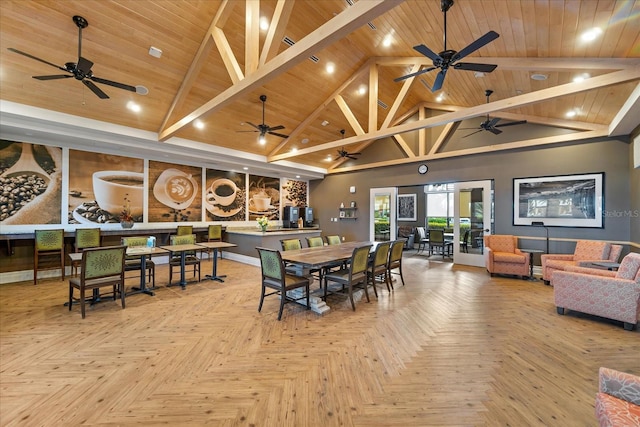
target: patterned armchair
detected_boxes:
[483,235,530,279]
[553,252,640,330]
[541,240,622,285]
[595,367,640,426]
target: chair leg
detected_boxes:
[80,288,86,319]
[305,285,310,310]
[348,284,356,311]
[69,285,73,310]
[278,289,286,320]
[258,284,266,312]
[120,282,126,309]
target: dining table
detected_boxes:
[159,243,204,289]
[68,245,167,299]
[196,241,237,282]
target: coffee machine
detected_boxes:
[282,206,299,228]
[301,207,314,227]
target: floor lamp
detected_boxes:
[532,221,549,254]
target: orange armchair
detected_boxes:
[541,240,622,285]
[484,235,530,279]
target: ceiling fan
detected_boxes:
[237,95,289,143]
[458,89,527,138]
[7,15,147,99]
[394,0,499,92]
[335,130,361,160]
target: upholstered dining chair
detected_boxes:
[68,245,127,318]
[256,247,310,321]
[169,234,201,285]
[203,224,223,260]
[367,241,391,296]
[280,238,302,251]
[121,236,155,288]
[415,227,429,253]
[176,225,193,236]
[323,244,373,311]
[34,229,65,285]
[306,236,324,248]
[72,228,101,276]
[387,239,406,288]
[428,229,453,258]
[325,235,342,245]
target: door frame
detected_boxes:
[453,180,493,267]
[369,187,397,242]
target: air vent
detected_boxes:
[345,0,355,5]
[282,36,319,63]
[377,99,388,109]
[367,22,377,30]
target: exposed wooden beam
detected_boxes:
[368,63,378,132]
[259,0,295,66]
[428,122,458,155]
[245,0,260,75]
[212,27,244,84]
[382,64,420,129]
[159,0,402,141]
[335,95,365,135]
[375,57,640,70]
[328,129,609,174]
[268,67,639,161]
[609,82,640,136]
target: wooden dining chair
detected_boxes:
[367,241,391,296]
[256,247,310,321]
[428,229,452,258]
[168,234,201,285]
[34,229,65,285]
[323,244,373,311]
[72,228,101,276]
[387,239,406,288]
[306,236,324,248]
[204,224,223,260]
[68,245,126,318]
[176,225,193,236]
[121,236,155,288]
[325,235,342,245]
[415,227,429,253]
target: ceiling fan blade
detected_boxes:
[454,62,498,73]
[452,30,500,62]
[346,155,359,160]
[33,75,73,80]
[495,120,528,128]
[488,127,503,135]
[7,48,67,72]
[413,44,442,62]
[268,131,289,139]
[76,56,94,75]
[487,117,501,128]
[89,76,136,92]
[462,129,484,138]
[245,122,262,131]
[236,130,259,133]
[431,69,447,92]
[267,125,285,132]
[82,80,109,99]
[394,66,436,82]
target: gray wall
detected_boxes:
[310,137,637,254]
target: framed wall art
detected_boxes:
[513,172,604,228]
[397,194,417,221]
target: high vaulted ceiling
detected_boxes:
[1,0,639,177]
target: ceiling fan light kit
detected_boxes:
[8,15,146,100]
[236,95,289,143]
[394,0,499,92]
[457,89,527,138]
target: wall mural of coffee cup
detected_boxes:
[149,161,201,222]
[205,170,246,221]
[0,141,62,225]
[248,175,280,220]
[68,150,143,225]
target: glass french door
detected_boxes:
[453,180,493,267]
[369,187,397,242]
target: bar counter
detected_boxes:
[224,227,322,258]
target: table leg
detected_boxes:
[204,249,226,282]
[129,256,155,296]
[526,253,539,281]
[179,251,187,289]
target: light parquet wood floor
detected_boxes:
[1,252,638,426]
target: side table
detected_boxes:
[590,261,620,271]
[520,248,544,281]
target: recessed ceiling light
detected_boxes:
[531,73,548,81]
[243,167,248,170]
[291,148,298,153]
[296,175,300,179]
[325,156,332,162]
[581,27,602,42]
[382,34,392,47]
[358,84,367,95]
[321,120,329,126]
[573,73,590,83]
[566,109,577,118]
[126,101,141,112]
[193,120,204,129]
[435,93,445,102]
[326,62,335,74]
[474,71,485,78]
[260,17,269,31]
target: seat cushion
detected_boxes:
[574,240,611,261]
[595,392,640,427]
[494,252,526,264]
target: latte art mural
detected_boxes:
[149,161,201,222]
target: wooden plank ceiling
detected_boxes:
[1,0,639,174]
